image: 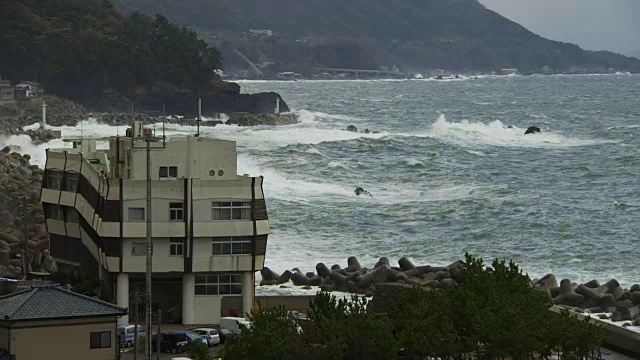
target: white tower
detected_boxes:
[275,97,280,114]
[40,101,47,130]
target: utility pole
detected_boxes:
[129,121,163,360]
[156,309,161,360]
[197,97,202,137]
[145,138,152,360]
[134,290,139,360]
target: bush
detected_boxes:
[188,341,214,360]
[219,304,299,360]
[219,254,606,360]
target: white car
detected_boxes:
[192,328,221,347]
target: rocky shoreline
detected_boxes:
[0,147,54,278]
[259,256,640,328]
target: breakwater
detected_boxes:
[259,256,640,329]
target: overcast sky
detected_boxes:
[480,0,640,58]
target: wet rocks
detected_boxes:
[0,149,52,278]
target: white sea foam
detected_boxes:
[0,134,66,167]
[428,114,608,148]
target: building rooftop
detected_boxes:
[17,81,43,86]
[0,286,128,322]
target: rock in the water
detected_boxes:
[354,187,373,197]
[524,126,541,135]
[346,125,357,132]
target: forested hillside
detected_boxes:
[0,0,221,109]
[113,0,640,73]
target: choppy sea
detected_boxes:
[3,74,640,290]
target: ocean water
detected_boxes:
[2,75,639,288]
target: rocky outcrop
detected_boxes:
[2,127,61,145]
[124,79,291,117]
[354,187,373,197]
[0,147,54,278]
[226,112,299,126]
[525,126,541,135]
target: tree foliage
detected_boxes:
[220,254,606,360]
[0,0,221,108]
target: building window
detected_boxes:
[195,274,242,295]
[170,237,183,256]
[65,172,79,192]
[211,201,251,221]
[47,204,64,221]
[131,242,151,256]
[170,202,184,221]
[90,331,111,349]
[159,166,178,180]
[212,237,252,255]
[65,207,79,223]
[46,170,63,190]
[128,208,145,221]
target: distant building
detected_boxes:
[16,81,44,97]
[0,76,14,100]
[0,285,127,360]
[249,29,273,37]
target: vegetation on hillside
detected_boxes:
[113,0,640,73]
[220,254,606,360]
[0,0,221,109]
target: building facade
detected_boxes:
[16,81,44,97]
[40,124,270,325]
[0,78,14,100]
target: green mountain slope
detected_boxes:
[0,0,220,109]
[113,0,640,73]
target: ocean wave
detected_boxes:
[428,114,610,148]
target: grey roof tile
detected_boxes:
[0,286,127,321]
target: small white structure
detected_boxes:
[40,101,47,129]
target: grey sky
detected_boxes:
[480,0,640,58]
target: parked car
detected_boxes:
[192,328,221,347]
[172,330,209,346]
[117,324,146,347]
[152,332,188,353]
[213,327,235,344]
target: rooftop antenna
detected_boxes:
[131,103,134,135]
[162,103,166,146]
[197,97,201,137]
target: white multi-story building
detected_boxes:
[40,123,270,325]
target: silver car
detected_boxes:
[192,328,221,347]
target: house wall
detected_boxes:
[2,317,118,360]
[129,137,238,181]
